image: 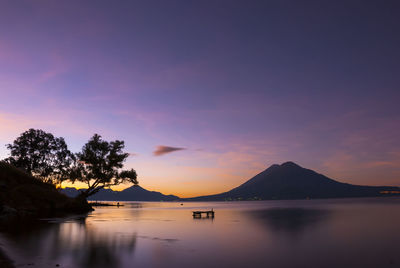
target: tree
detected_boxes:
[70,134,138,198]
[4,128,75,185]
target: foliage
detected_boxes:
[70,134,138,197]
[4,128,74,185]
[3,130,138,199]
[119,169,139,185]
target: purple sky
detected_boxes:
[1,1,399,197]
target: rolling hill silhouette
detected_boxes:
[61,185,179,201]
[184,162,400,201]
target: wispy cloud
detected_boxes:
[153,145,186,156]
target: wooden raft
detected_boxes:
[192,209,214,218]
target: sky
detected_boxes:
[0,0,399,197]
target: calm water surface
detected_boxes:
[1,198,400,268]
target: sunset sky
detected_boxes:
[1,1,399,197]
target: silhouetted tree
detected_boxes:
[4,128,74,185]
[70,134,138,198]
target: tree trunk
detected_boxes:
[79,185,104,199]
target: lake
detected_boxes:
[1,197,400,268]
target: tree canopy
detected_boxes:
[4,128,75,185]
[3,130,138,199]
[70,134,138,198]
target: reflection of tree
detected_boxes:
[129,203,143,209]
[74,228,136,268]
[1,215,137,268]
[249,208,331,235]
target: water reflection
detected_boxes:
[1,214,136,268]
[75,230,136,268]
[1,199,400,268]
[248,207,331,235]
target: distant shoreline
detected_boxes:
[78,195,400,203]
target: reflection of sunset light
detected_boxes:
[380,191,400,194]
[2,200,400,267]
[60,222,87,246]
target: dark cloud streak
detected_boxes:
[153,145,186,156]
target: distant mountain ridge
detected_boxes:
[60,185,179,201]
[184,161,400,201]
[61,162,400,202]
